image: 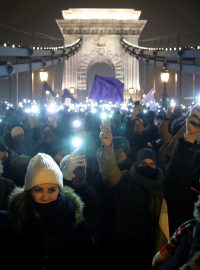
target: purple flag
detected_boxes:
[89,75,124,103]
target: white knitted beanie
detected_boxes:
[24,153,63,191]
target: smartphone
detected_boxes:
[72,165,86,187]
[72,147,86,187]
[74,145,85,156]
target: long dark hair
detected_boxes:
[8,187,38,234]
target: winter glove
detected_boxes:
[60,150,86,181]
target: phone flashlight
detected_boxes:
[72,119,81,128]
[71,136,83,149]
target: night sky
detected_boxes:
[1,0,200,45]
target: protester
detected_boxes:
[60,148,112,253]
[124,104,154,160]
[112,135,133,170]
[0,153,94,269]
[97,120,168,269]
[152,194,200,270]
[164,105,200,234]
[0,159,15,210]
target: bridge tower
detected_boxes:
[57,8,146,101]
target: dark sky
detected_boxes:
[1,0,200,45]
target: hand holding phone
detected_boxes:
[184,104,200,143]
[131,102,142,120]
[61,150,86,181]
[100,119,112,147]
[188,104,200,128]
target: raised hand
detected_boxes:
[60,150,86,181]
[184,105,200,143]
[166,105,175,120]
[27,114,38,128]
[47,113,57,128]
[130,103,142,120]
[99,120,112,147]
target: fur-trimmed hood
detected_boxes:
[9,185,85,226]
[194,195,200,222]
[62,185,84,225]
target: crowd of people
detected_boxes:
[0,100,200,269]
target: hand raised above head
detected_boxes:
[0,151,8,161]
[60,150,86,181]
[27,114,38,128]
[184,105,200,143]
[166,105,175,119]
[100,121,112,147]
[130,103,142,120]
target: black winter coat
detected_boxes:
[165,138,200,234]
[0,187,94,269]
[111,164,165,269]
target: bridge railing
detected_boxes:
[139,30,200,49]
[0,38,82,78]
[0,23,64,48]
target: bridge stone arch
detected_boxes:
[87,61,115,96]
[56,8,146,101]
[78,48,124,92]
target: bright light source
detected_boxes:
[31,105,39,114]
[70,87,75,94]
[72,119,81,128]
[100,112,108,120]
[160,69,170,83]
[143,109,148,114]
[47,103,57,113]
[91,108,97,114]
[71,137,82,148]
[196,95,200,103]
[170,99,176,107]
[129,88,134,94]
[39,69,48,82]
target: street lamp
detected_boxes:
[160,67,170,108]
[70,87,75,94]
[39,69,49,103]
[129,88,134,101]
[39,69,48,82]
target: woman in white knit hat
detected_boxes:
[0,153,94,269]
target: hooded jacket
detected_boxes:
[0,186,94,269]
[97,144,166,269]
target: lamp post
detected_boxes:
[129,88,134,102]
[70,87,75,94]
[39,69,49,104]
[160,68,170,109]
[39,69,48,82]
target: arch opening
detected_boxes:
[87,62,115,95]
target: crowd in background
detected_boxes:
[0,100,200,269]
